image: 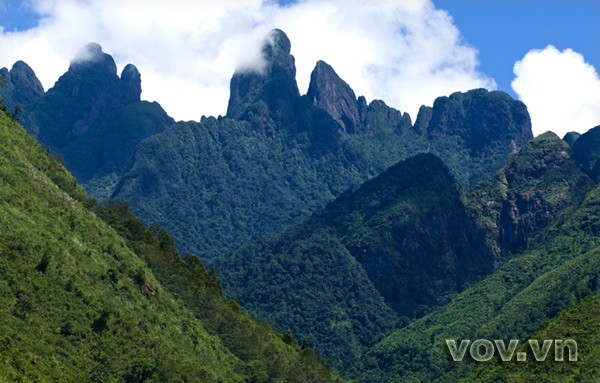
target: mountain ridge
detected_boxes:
[0,107,343,382]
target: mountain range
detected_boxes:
[1,28,598,382]
[2,30,532,260]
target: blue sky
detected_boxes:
[0,1,599,136]
[435,0,600,97]
[0,1,40,31]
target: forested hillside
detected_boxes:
[218,131,599,378]
[349,164,600,382]
[217,153,494,367]
[2,27,597,383]
[0,109,342,382]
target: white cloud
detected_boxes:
[512,45,600,137]
[0,0,495,122]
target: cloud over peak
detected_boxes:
[0,0,494,121]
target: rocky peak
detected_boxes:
[563,131,581,147]
[0,60,44,112]
[226,29,299,123]
[8,61,45,105]
[412,105,433,135]
[307,60,361,134]
[262,28,296,75]
[426,89,533,154]
[31,43,147,149]
[69,43,117,75]
[306,61,408,135]
[572,125,600,180]
[121,64,141,103]
[49,43,141,111]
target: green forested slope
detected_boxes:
[467,131,594,258]
[462,293,600,383]
[217,154,493,368]
[0,110,342,382]
[349,177,600,382]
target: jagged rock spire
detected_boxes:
[226,29,299,123]
[307,60,361,134]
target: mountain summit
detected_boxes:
[2,43,173,199]
[41,42,143,147]
[307,60,362,134]
[226,29,299,123]
[0,60,44,112]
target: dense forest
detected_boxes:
[0,28,598,382]
[0,109,342,382]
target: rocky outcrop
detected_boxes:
[4,44,173,199]
[468,131,594,257]
[0,60,44,112]
[307,60,411,135]
[425,88,532,154]
[307,60,361,133]
[226,29,299,125]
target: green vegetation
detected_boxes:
[217,153,493,368]
[0,109,342,382]
[467,131,594,257]
[113,80,531,263]
[419,88,533,186]
[3,33,533,263]
[11,44,174,201]
[9,31,589,383]
[348,177,600,382]
[98,202,343,383]
[463,293,600,382]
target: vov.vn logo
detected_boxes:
[446,339,578,362]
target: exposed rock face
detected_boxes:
[307,60,410,135]
[120,64,142,104]
[226,29,299,124]
[3,43,173,200]
[7,61,44,104]
[307,60,361,133]
[468,132,594,257]
[39,43,143,146]
[411,89,533,185]
[425,88,533,154]
[412,105,433,135]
